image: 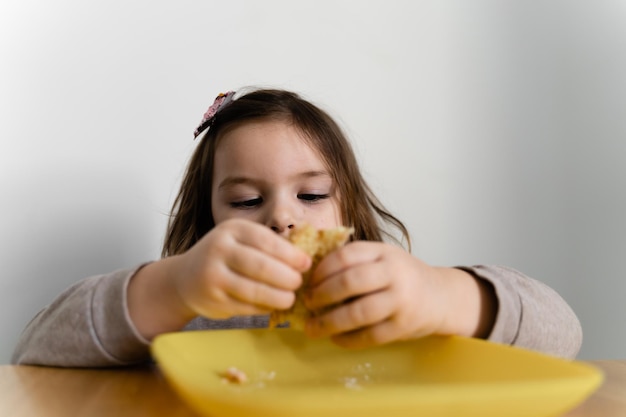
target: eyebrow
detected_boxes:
[217,170,331,190]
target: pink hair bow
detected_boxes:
[193,91,235,139]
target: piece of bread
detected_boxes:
[269,224,353,330]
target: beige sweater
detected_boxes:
[12,264,582,367]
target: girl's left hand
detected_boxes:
[303,241,490,348]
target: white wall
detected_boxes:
[1,0,625,362]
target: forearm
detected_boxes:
[12,267,152,367]
[435,267,497,339]
[127,256,196,341]
[458,265,582,358]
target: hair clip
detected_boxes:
[193,91,236,139]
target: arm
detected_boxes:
[431,266,497,340]
[12,266,152,367]
[304,242,582,359]
[126,219,310,341]
[457,265,583,358]
[13,220,310,368]
[303,242,499,347]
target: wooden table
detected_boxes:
[0,360,624,417]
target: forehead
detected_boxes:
[213,119,329,177]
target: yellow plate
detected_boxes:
[151,329,602,417]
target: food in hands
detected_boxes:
[269,224,353,330]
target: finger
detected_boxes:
[310,241,383,286]
[227,244,303,291]
[305,291,394,338]
[330,319,408,349]
[305,262,391,310]
[224,271,297,310]
[202,293,274,319]
[232,221,312,272]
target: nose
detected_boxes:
[271,223,295,236]
[266,198,298,236]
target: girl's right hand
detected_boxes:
[169,218,311,319]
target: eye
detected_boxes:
[230,197,263,209]
[298,193,330,202]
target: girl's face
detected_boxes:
[211,119,342,235]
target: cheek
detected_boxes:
[210,198,224,224]
[329,201,342,225]
[308,201,343,229]
[211,199,237,225]
[331,196,343,223]
[333,202,344,226]
[212,207,259,225]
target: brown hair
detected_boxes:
[162,88,410,257]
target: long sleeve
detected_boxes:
[458,265,583,359]
[12,266,276,367]
[11,266,152,367]
[13,263,582,367]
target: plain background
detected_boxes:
[1,0,625,363]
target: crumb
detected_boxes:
[340,376,362,390]
[219,367,248,384]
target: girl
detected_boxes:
[12,89,582,367]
